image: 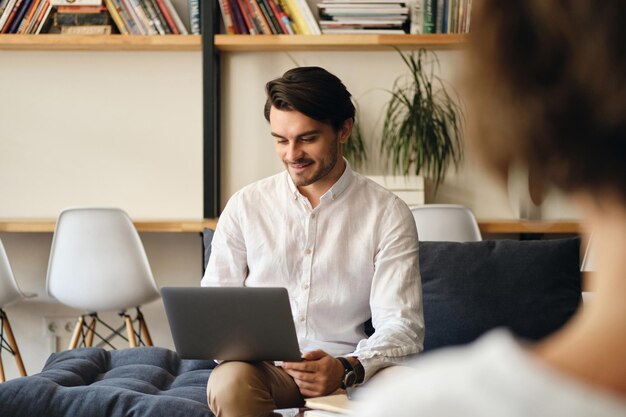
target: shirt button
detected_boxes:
[310,213,316,220]
[302,283,309,290]
[305,249,312,255]
[299,316,305,322]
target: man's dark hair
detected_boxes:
[264,67,355,131]
[468,0,626,201]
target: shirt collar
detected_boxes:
[286,158,354,203]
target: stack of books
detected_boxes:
[103,0,188,35]
[317,0,409,34]
[0,0,188,34]
[303,393,354,417]
[0,0,53,33]
[414,0,472,34]
[218,0,321,35]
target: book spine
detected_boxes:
[137,0,159,34]
[8,0,31,33]
[161,0,186,34]
[293,0,319,34]
[146,0,169,34]
[217,0,234,34]
[1,0,24,33]
[227,0,245,34]
[0,0,18,31]
[266,0,288,34]
[282,0,307,34]
[258,0,280,34]
[235,0,255,34]
[423,0,435,34]
[17,0,39,33]
[154,0,177,33]
[113,0,138,33]
[435,0,443,33]
[187,0,199,34]
[34,0,51,32]
[120,0,145,33]
[104,0,128,33]
[248,0,270,34]
[24,0,45,32]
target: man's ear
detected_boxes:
[339,118,354,144]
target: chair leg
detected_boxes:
[124,314,137,348]
[137,308,153,346]
[85,316,97,347]
[0,346,5,383]
[68,316,85,350]
[1,310,26,377]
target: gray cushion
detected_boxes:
[0,346,216,417]
[420,238,582,351]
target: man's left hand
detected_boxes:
[281,349,344,397]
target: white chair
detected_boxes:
[581,235,595,304]
[46,207,160,350]
[411,204,482,242]
[0,238,33,382]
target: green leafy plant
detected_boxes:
[344,101,367,169]
[381,48,464,192]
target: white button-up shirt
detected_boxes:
[201,165,424,381]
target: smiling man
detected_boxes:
[201,67,423,417]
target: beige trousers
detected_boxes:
[206,361,304,417]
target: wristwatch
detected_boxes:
[337,357,364,389]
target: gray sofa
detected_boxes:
[0,235,581,417]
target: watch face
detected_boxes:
[345,370,357,388]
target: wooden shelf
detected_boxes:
[0,35,201,51]
[0,33,466,52]
[478,220,582,235]
[1,218,580,234]
[0,219,217,233]
[214,34,469,51]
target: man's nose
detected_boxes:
[286,142,303,161]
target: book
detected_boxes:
[49,0,102,5]
[187,0,198,33]
[154,0,178,33]
[34,0,51,32]
[282,0,307,34]
[267,0,291,34]
[104,0,129,33]
[422,0,435,33]
[227,0,248,34]
[8,0,33,33]
[217,0,234,34]
[293,0,319,34]
[1,0,25,33]
[304,394,353,415]
[248,0,271,33]
[0,0,18,31]
[258,0,281,34]
[24,0,46,32]
[304,410,344,417]
[161,0,187,34]
[16,0,40,33]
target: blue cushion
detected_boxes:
[420,238,582,351]
[0,346,216,417]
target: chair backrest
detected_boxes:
[46,207,159,312]
[0,239,23,308]
[411,204,482,242]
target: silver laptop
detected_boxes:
[161,287,302,362]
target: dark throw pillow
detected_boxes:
[420,238,582,351]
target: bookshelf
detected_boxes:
[0,34,201,51]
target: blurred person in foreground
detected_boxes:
[357,1,626,415]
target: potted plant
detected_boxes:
[381,48,465,194]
